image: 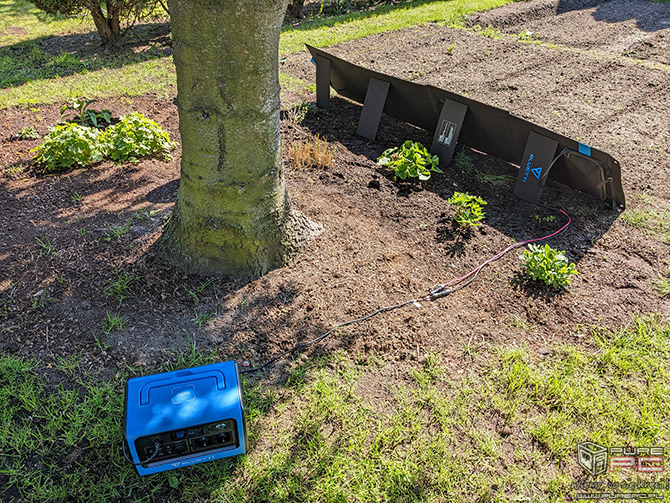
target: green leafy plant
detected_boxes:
[520,243,578,289]
[101,112,173,163]
[377,140,441,181]
[60,98,112,129]
[448,191,487,227]
[16,126,40,140]
[32,123,106,172]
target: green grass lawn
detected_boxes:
[2,315,669,502]
[0,0,519,109]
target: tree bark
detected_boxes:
[287,0,306,19]
[158,0,317,278]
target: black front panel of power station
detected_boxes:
[135,419,239,463]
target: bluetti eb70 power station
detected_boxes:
[123,361,247,475]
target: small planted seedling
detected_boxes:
[472,24,503,39]
[517,30,538,42]
[286,101,318,124]
[448,192,487,227]
[520,243,578,289]
[377,141,441,181]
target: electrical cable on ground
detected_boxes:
[123,440,160,466]
[241,207,572,374]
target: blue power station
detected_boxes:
[123,361,247,475]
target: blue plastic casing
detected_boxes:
[123,361,247,475]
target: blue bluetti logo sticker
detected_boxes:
[522,153,534,183]
[532,166,543,179]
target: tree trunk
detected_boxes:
[158,0,317,278]
[89,2,123,46]
[287,0,306,19]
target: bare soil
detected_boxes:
[1,0,669,383]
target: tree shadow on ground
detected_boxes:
[0,22,171,89]
[0,155,341,381]
[557,0,670,32]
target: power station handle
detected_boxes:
[139,370,227,405]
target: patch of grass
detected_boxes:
[1,315,669,501]
[35,235,55,256]
[280,0,519,55]
[183,280,216,303]
[102,270,139,306]
[133,207,160,221]
[0,0,91,46]
[472,24,503,39]
[3,165,26,179]
[159,338,218,372]
[279,72,315,97]
[193,310,214,327]
[0,57,176,109]
[103,221,131,242]
[55,354,82,374]
[509,314,535,332]
[0,354,166,503]
[652,266,670,297]
[453,150,512,186]
[1,0,518,109]
[102,311,127,334]
[621,200,670,240]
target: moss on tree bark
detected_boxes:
[158,0,317,278]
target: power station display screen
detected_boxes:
[135,419,239,464]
